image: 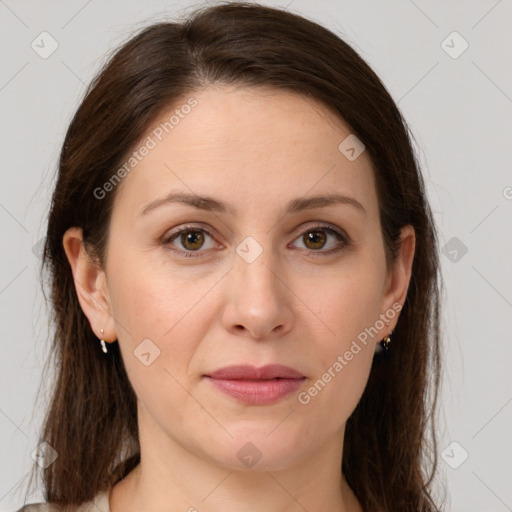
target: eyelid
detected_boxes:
[291,221,350,242]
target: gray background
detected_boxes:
[1,0,511,510]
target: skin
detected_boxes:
[63,84,415,512]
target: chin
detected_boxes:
[202,430,308,472]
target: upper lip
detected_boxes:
[205,364,305,380]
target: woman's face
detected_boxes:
[71,85,414,472]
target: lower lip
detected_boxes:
[204,377,305,405]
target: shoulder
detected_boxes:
[16,488,110,512]
[15,501,104,512]
[15,505,55,512]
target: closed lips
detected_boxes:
[203,364,306,405]
[204,364,305,380]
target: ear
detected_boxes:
[62,227,117,344]
[380,225,416,333]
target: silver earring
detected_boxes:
[99,328,108,354]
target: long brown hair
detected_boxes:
[25,2,443,510]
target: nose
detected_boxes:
[221,243,295,340]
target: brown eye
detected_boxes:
[291,224,348,256]
[163,226,218,257]
[180,230,205,251]
[303,230,327,250]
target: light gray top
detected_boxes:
[16,488,111,512]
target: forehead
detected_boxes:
[112,85,378,220]
[150,85,354,157]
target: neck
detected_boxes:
[110,408,362,512]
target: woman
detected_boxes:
[19,2,443,511]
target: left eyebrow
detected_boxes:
[139,192,366,217]
[286,193,366,216]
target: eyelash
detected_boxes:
[161,222,350,259]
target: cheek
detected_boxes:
[109,252,206,334]
[108,266,210,420]
[298,290,377,434]
[301,262,385,349]
[107,259,220,379]
[293,259,384,413]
